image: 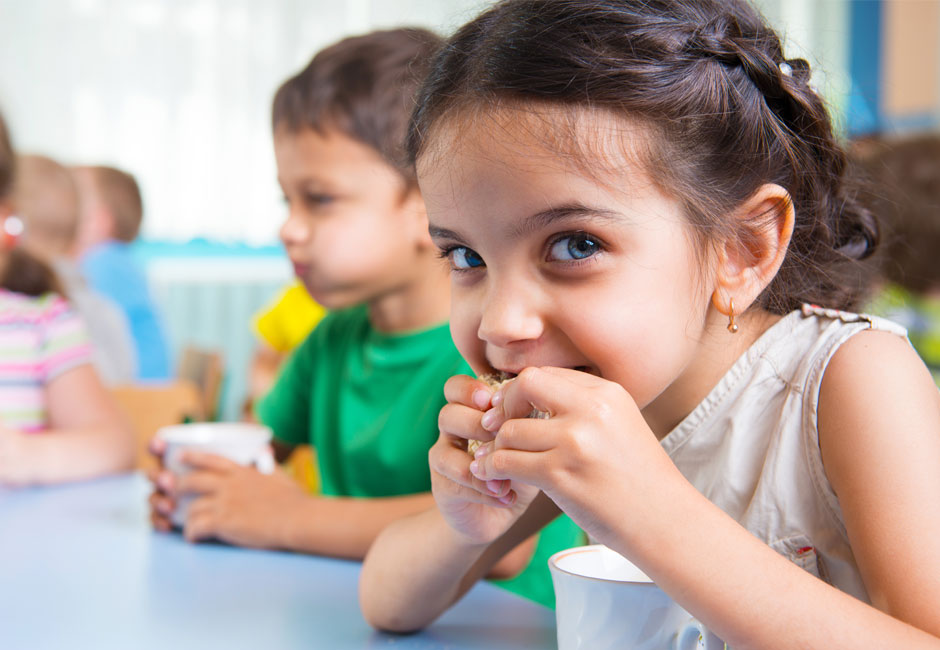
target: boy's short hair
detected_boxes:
[271,28,443,188]
[856,134,940,293]
[76,165,143,242]
[15,154,80,251]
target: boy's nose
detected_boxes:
[278,209,312,246]
[477,283,544,347]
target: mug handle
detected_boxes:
[674,619,726,650]
[253,446,276,475]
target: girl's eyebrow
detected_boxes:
[428,203,625,245]
[428,225,467,243]
[511,203,625,239]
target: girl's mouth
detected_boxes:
[489,364,596,378]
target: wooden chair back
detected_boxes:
[111,380,204,471]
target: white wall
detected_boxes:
[0,0,488,244]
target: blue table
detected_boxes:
[0,474,557,649]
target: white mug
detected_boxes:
[549,545,726,650]
[156,422,275,528]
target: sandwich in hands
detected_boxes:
[467,372,549,456]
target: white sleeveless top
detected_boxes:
[661,304,908,604]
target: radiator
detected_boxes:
[147,257,292,421]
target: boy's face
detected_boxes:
[274,126,425,310]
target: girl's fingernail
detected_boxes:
[473,444,489,459]
[157,473,173,491]
[481,409,497,430]
[491,390,504,407]
[498,492,514,506]
[486,480,502,495]
[472,389,490,410]
[469,460,483,478]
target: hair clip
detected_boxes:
[2,214,24,248]
[778,61,793,77]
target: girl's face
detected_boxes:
[420,110,719,422]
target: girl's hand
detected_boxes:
[165,450,307,549]
[430,374,540,546]
[469,366,678,544]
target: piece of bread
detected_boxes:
[467,373,549,456]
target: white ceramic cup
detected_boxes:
[549,545,726,650]
[155,422,275,528]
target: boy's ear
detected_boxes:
[711,183,794,316]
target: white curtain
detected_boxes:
[0,0,488,244]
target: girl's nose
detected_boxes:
[477,283,544,347]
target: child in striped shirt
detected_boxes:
[0,109,134,486]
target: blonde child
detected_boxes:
[360,0,940,645]
[14,154,136,385]
[148,28,584,608]
[71,165,170,380]
[0,113,134,486]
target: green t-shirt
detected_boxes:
[257,304,466,497]
[256,304,584,607]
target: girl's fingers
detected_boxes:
[492,417,556,453]
[443,373,497,410]
[470,447,552,489]
[439,402,495,445]
[430,439,512,501]
[496,366,587,419]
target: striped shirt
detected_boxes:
[0,290,93,432]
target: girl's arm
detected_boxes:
[0,364,135,485]
[360,491,559,633]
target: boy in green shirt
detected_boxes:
[148,28,582,607]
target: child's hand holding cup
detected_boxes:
[150,422,275,529]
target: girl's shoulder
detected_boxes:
[0,290,74,324]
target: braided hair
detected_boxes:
[408,0,878,313]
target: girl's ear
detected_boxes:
[711,183,794,316]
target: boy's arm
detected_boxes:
[0,364,134,486]
[174,452,539,564]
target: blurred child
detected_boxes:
[360,0,940,645]
[858,134,940,385]
[71,164,170,380]
[147,27,584,608]
[0,112,134,486]
[14,154,137,385]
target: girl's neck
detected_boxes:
[642,308,783,439]
[367,253,451,334]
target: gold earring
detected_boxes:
[727,298,739,333]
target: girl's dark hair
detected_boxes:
[272,28,444,189]
[0,110,62,297]
[408,0,878,313]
